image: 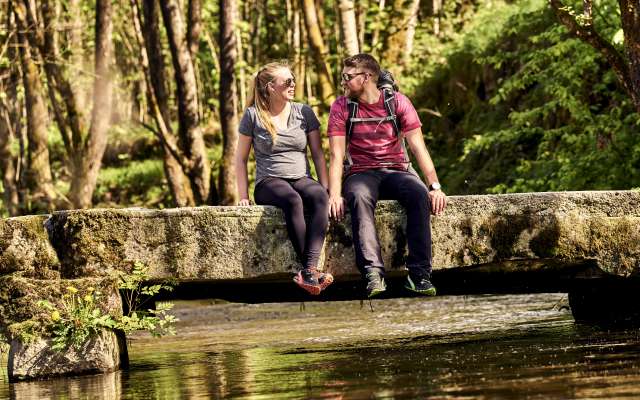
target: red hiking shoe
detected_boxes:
[293,268,334,295]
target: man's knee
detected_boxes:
[344,189,375,208]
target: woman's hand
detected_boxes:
[238,199,251,206]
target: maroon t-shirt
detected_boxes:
[327,92,422,174]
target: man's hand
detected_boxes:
[429,190,447,215]
[329,195,345,220]
[238,198,251,206]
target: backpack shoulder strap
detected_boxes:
[382,89,401,136]
[346,98,359,141]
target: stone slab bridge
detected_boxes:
[1,190,639,381]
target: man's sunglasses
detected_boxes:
[341,72,368,82]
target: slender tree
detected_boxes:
[338,0,359,56]
[381,0,421,72]
[15,11,57,210]
[549,0,640,113]
[14,0,114,209]
[133,0,196,207]
[301,0,334,107]
[292,0,306,100]
[159,0,211,204]
[218,0,239,205]
[67,0,113,209]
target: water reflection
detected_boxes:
[2,294,640,399]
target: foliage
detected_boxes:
[37,263,177,351]
[116,261,177,337]
[95,159,167,208]
[38,286,115,351]
[1,0,638,213]
[0,332,8,358]
[414,0,640,194]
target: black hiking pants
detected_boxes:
[343,169,432,278]
[254,176,329,269]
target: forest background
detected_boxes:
[1,0,639,217]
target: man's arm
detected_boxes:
[404,128,447,215]
[328,136,346,219]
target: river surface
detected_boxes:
[2,293,640,399]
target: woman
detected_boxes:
[235,62,333,295]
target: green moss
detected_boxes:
[0,216,60,278]
[0,276,121,342]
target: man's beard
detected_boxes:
[344,85,363,100]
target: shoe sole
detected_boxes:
[293,274,321,295]
[367,289,386,298]
[319,273,334,291]
[405,285,437,296]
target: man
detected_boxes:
[327,54,447,298]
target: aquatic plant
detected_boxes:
[38,287,115,351]
[36,262,177,351]
[115,261,178,337]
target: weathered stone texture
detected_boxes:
[1,190,639,381]
[0,215,60,279]
[8,329,126,381]
[32,190,640,280]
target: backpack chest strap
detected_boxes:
[348,115,397,123]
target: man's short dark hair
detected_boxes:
[343,54,381,81]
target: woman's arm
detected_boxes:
[235,134,253,206]
[308,129,329,189]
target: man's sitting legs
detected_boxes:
[380,170,437,296]
[344,171,388,297]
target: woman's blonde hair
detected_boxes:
[247,62,291,143]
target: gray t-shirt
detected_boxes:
[239,102,321,184]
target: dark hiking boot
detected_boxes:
[293,268,321,295]
[365,271,387,298]
[404,273,437,296]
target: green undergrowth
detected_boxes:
[411,0,640,194]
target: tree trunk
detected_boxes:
[550,0,640,113]
[619,0,640,112]
[403,0,421,65]
[236,25,246,111]
[15,8,57,211]
[381,0,420,72]
[218,0,239,206]
[355,1,366,52]
[0,16,19,216]
[187,0,201,60]
[301,0,334,108]
[66,0,86,115]
[137,0,195,207]
[338,0,359,56]
[293,2,306,100]
[68,0,113,209]
[0,108,19,216]
[371,0,385,56]
[160,0,211,204]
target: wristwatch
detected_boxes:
[428,182,442,191]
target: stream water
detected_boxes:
[2,293,640,399]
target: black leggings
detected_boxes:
[254,176,329,269]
